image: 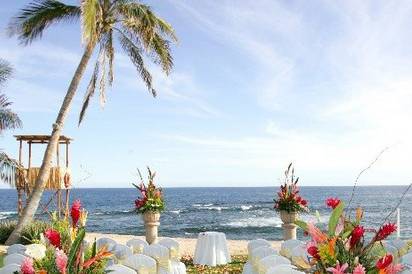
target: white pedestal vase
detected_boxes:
[143,212,160,244]
[280,211,298,240]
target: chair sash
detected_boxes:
[169,246,179,261]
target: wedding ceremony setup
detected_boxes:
[1,0,412,273]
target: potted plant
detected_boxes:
[133,167,165,244]
[274,163,308,240]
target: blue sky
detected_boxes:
[1,0,412,188]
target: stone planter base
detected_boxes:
[143,212,160,244]
[280,211,298,240]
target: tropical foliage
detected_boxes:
[274,163,308,213]
[19,200,111,274]
[6,0,176,245]
[296,198,403,274]
[0,58,22,186]
[133,167,165,214]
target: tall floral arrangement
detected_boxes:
[274,163,308,213]
[133,167,165,214]
[296,198,403,274]
[20,200,111,274]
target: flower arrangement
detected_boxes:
[20,200,111,274]
[274,163,308,213]
[296,198,403,274]
[133,167,165,214]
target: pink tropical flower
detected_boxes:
[353,264,366,274]
[385,263,403,274]
[326,262,348,274]
[20,257,35,274]
[55,249,68,274]
[307,222,327,243]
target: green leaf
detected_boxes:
[92,238,97,257]
[328,202,344,236]
[294,219,308,231]
[68,227,86,272]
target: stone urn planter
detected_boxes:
[143,212,160,244]
[280,210,298,240]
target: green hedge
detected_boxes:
[0,220,50,245]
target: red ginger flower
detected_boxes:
[375,223,397,241]
[376,254,393,269]
[20,257,35,274]
[71,199,81,227]
[44,228,61,248]
[326,197,341,209]
[350,225,365,247]
[307,245,320,260]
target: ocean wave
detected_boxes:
[92,210,133,216]
[169,210,181,214]
[240,205,253,211]
[0,211,18,220]
[224,216,283,228]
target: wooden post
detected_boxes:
[57,143,62,217]
[17,140,23,215]
[64,142,70,219]
[25,141,32,204]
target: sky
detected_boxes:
[1,0,412,188]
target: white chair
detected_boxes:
[4,253,27,266]
[123,254,157,274]
[96,237,117,252]
[112,244,133,263]
[290,244,311,269]
[258,254,291,274]
[158,238,181,261]
[280,240,303,258]
[266,264,303,274]
[24,244,46,260]
[105,264,137,274]
[143,244,174,273]
[242,262,256,274]
[126,238,149,254]
[0,263,21,274]
[6,244,26,255]
[247,239,271,260]
[250,246,278,273]
[402,252,412,266]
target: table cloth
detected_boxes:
[193,231,231,266]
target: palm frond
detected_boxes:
[117,30,156,96]
[78,57,100,125]
[0,94,22,132]
[0,59,13,87]
[0,152,21,187]
[116,2,175,74]
[80,0,102,44]
[8,0,81,45]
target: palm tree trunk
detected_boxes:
[5,42,95,245]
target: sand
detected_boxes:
[86,233,282,256]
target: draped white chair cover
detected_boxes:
[123,254,157,274]
[247,239,271,260]
[106,264,137,274]
[158,238,181,261]
[127,238,149,254]
[266,264,303,274]
[290,243,311,269]
[280,240,303,258]
[6,244,26,255]
[144,244,173,273]
[242,262,255,274]
[250,246,278,273]
[402,252,412,266]
[24,244,46,260]
[96,237,117,252]
[113,244,133,263]
[0,263,21,274]
[4,253,27,266]
[258,254,291,274]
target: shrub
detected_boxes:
[0,221,17,244]
[0,220,50,244]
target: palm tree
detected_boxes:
[0,59,23,186]
[6,0,177,244]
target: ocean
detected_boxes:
[0,186,411,240]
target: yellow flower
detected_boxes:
[79,209,88,227]
[356,207,363,222]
